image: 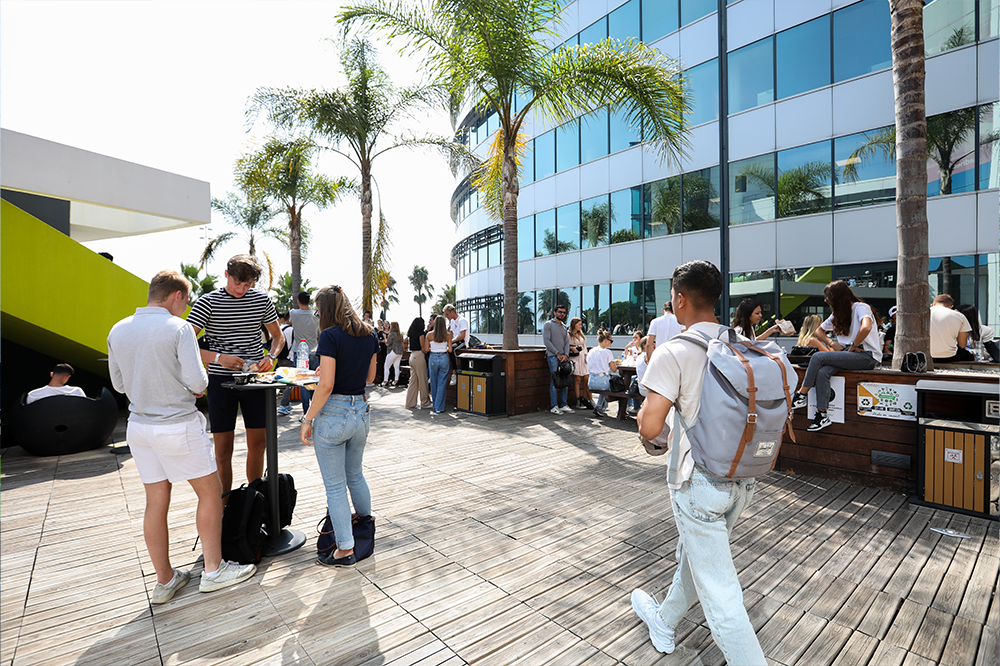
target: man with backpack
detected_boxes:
[632,260,769,662]
[108,270,257,604]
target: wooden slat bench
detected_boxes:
[590,389,633,421]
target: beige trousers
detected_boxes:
[405,350,432,408]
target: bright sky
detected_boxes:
[1,0,459,325]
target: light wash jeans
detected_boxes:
[428,352,450,412]
[312,394,371,551]
[588,372,610,412]
[547,355,569,408]
[658,466,765,664]
[801,350,877,410]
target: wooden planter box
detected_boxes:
[447,348,550,416]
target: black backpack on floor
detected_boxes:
[248,474,297,535]
[221,484,268,564]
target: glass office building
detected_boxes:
[450,0,999,344]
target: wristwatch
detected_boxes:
[213,352,222,364]
[299,417,313,425]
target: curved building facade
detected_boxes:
[450,0,1000,348]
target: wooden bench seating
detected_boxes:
[590,389,635,421]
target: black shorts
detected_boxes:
[207,374,267,433]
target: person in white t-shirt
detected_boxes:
[958,303,998,362]
[27,363,87,404]
[929,294,973,363]
[586,330,617,417]
[631,260,766,662]
[646,301,684,363]
[789,280,881,432]
[444,303,469,386]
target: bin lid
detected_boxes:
[461,353,500,360]
[915,380,997,395]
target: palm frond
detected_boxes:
[842,127,895,182]
[471,128,529,220]
[199,232,237,267]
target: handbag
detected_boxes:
[789,346,817,356]
[609,375,627,393]
[552,360,575,388]
[317,514,376,561]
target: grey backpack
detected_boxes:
[668,327,797,480]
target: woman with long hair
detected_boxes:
[568,317,593,409]
[797,314,832,351]
[958,304,999,362]
[382,321,403,387]
[404,317,432,409]
[731,299,778,341]
[300,286,379,567]
[790,280,881,432]
[587,329,617,417]
[426,315,453,415]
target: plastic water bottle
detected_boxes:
[296,339,310,370]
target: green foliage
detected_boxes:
[408,265,434,317]
[540,228,576,256]
[180,263,218,302]
[270,272,313,311]
[203,188,284,288]
[739,160,832,219]
[432,284,456,315]
[581,200,610,247]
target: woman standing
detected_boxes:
[568,317,593,410]
[405,317,432,409]
[731,299,779,341]
[797,314,832,351]
[383,321,403,387]
[300,286,379,567]
[790,280,881,432]
[587,330,617,417]
[427,316,452,415]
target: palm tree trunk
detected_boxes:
[290,204,302,298]
[890,0,932,371]
[501,136,520,350]
[361,165,373,314]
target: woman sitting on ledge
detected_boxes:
[797,314,832,352]
[790,280,881,432]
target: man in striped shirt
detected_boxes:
[188,255,284,493]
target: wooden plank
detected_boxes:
[883,599,930,651]
[793,621,852,666]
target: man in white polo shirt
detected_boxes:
[444,303,469,386]
[929,294,973,363]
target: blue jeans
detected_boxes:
[428,352,450,412]
[588,372,610,412]
[801,350,877,410]
[312,394,371,551]
[659,466,765,663]
[547,355,568,408]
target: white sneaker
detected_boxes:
[559,406,573,415]
[550,406,563,415]
[449,375,457,386]
[151,568,190,604]
[791,393,808,410]
[631,589,676,654]
[199,560,256,593]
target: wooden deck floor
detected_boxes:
[2,388,997,666]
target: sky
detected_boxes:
[1,0,460,325]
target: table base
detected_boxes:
[263,527,307,557]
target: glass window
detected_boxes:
[683,165,721,231]
[610,187,644,243]
[583,283,611,334]
[609,0,640,41]
[556,119,580,172]
[833,0,891,82]
[729,271,777,331]
[778,265,834,332]
[776,15,830,100]
[580,17,607,45]
[728,37,774,114]
[535,209,556,257]
[981,0,1000,40]
[581,107,609,163]
[488,240,500,267]
[610,106,641,152]
[681,0,715,26]
[928,106,977,196]
[517,291,535,334]
[475,119,485,145]
[978,253,998,330]
[685,58,719,126]
[536,289,556,330]
[831,262,896,326]
[557,202,581,252]
[834,127,896,209]
[489,302,503,334]
[644,176,682,236]
[612,282,645,334]
[558,286,581,322]
[980,104,999,190]
[928,255,977,306]
[924,0,975,55]
[643,0,679,42]
[534,129,556,180]
[478,245,488,271]
[729,153,776,224]
[776,140,832,217]
[581,195,611,248]
[522,139,534,184]
[486,112,497,136]
[644,279,672,332]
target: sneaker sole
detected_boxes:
[199,566,256,593]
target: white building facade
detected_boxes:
[450,0,999,347]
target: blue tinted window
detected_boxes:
[557,202,580,252]
[488,241,500,267]
[517,291,535,334]
[610,107,641,152]
[644,176,682,236]
[681,0,715,26]
[580,17,607,45]
[834,128,895,209]
[556,119,580,172]
[643,0,679,41]
[581,195,610,248]
[582,283,610,334]
[535,208,556,256]
[776,140,832,217]
[981,0,1000,40]
[518,216,534,261]
[682,165,721,231]
[728,37,773,114]
[776,15,830,100]
[610,187,643,243]
[609,0,640,41]
[685,58,719,126]
[928,107,977,196]
[581,108,609,163]
[535,129,555,179]
[833,0,891,82]
[925,0,975,55]
[522,139,534,184]
[980,104,998,190]
[729,153,776,224]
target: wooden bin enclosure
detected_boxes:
[449,348,550,416]
[778,368,996,494]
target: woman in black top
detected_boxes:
[405,318,432,409]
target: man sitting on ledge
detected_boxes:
[27,363,86,404]
[930,294,973,363]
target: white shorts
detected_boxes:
[127,412,217,484]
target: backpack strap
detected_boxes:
[717,340,757,478]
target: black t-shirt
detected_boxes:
[316,327,379,395]
[408,331,424,353]
[884,323,896,348]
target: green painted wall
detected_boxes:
[1,199,150,376]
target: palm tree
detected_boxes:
[202,188,284,288]
[236,136,355,297]
[432,285,456,316]
[376,271,400,320]
[340,0,690,349]
[249,38,459,314]
[739,160,832,219]
[270,272,313,311]
[179,263,218,302]
[408,265,434,318]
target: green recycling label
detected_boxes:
[858,383,917,421]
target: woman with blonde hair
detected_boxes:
[568,317,594,410]
[300,285,379,567]
[587,329,617,417]
[797,314,831,351]
[426,315,453,415]
[382,321,403,387]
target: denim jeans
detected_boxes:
[312,394,371,551]
[658,466,765,663]
[428,352,450,412]
[801,350,877,410]
[547,355,569,408]
[588,372,610,412]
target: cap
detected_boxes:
[888,306,898,317]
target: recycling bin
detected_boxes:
[456,353,506,416]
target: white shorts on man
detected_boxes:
[128,412,217,484]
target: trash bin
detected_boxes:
[456,353,506,416]
[915,380,999,519]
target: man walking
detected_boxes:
[443,303,469,385]
[187,255,284,494]
[543,304,571,415]
[108,270,256,604]
[632,260,766,662]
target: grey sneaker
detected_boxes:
[151,569,190,604]
[277,405,292,416]
[791,393,808,410]
[631,589,676,654]
[807,411,832,432]
[199,560,256,593]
